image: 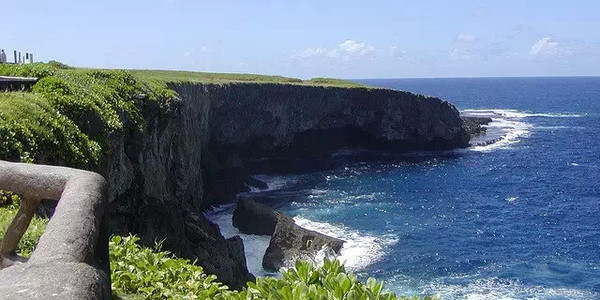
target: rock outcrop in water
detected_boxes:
[101,82,469,288]
[461,116,493,137]
[233,197,281,235]
[233,197,344,271]
[263,216,345,271]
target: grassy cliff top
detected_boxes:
[128,69,367,88]
[0,62,370,167]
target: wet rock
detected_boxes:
[263,216,345,272]
[233,197,281,235]
[462,116,493,137]
[99,82,469,290]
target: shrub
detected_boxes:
[0,64,178,167]
[0,196,48,258]
[47,60,74,69]
[0,218,433,300]
[0,93,101,167]
[109,235,236,299]
[110,235,433,300]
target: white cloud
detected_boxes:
[450,48,476,61]
[529,37,571,57]
[456,33,477,43]
[199,46,213,53]
[294,39,377,61]
[183,46,213,57]
[389,46,405,60]
[338,40,375,55]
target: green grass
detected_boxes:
[0,63,437,299]
[0,63,177,167]
[0,197,48,258]
[128,69,368,88]
[0,63,367,167]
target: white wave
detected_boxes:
[462,108,588,152]
[536,125,584,130]
[250,175,298,192]
[462,109,582,118]
[293,216,398,271]
[205,206,396,276]
[420,277,600,300]
[469,117,532,152]
[204,206,277,277]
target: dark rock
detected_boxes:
[233,197,281,235]
[245,177,268,190]
[233,197,345,272]
[461,116,493,137]
[96,82,469,290]
[34,199,57,218]
[263,216,345,271]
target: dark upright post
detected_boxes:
[13,51,17,63]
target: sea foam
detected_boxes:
[205,205,395,276]
[293,216,397,271]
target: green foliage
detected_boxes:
[0,63,369,167]
[240,260,433,300]
[0,196,48,258]
[109,235,237,300]
[129,70,368,88]
[0,93,101,167]
[47,60,75,69]
[110,236,433,300]
[0,190,19,207]
[0,64,178,167]
[0,220,432,300]
[0,63,58,78]
[306,77,368,88]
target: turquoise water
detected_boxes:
[209,77,600,299]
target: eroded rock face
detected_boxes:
[233,197,281,235]
[100,82,469,289]
[204,84,470,164]
[263,216,345,272]
[232,198,345,272]
[461,116,493,137]
[102,97,254,289]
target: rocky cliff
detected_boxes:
[101,82,469,289]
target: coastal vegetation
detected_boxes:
[0,63,365,168]
[0,63,432,299]
[0,200,431,299]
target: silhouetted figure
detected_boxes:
[0,50,7,63]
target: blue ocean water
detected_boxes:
[209,77,600,299]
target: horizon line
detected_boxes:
[350,75,600,81]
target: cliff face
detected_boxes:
[101,82,469,289]
[205,84,469,161]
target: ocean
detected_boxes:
[207,77,600,299]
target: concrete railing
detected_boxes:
[0,161,110,299]
[0,76,39,92]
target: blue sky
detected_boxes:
[3,0,599,79]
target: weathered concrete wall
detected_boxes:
[0,161,110,299]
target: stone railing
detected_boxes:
[0,76,39,92]
[0,161,110,299]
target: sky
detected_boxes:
[2,0,600,79]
